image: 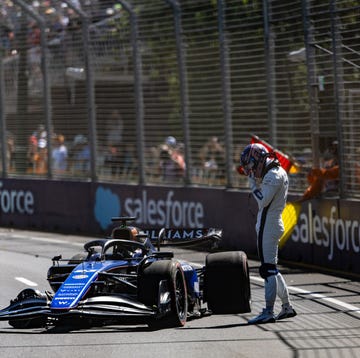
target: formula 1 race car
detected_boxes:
[0,217,251,330]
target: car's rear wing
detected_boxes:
[145,228,222,249]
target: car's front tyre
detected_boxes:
[138,260,188,329]
[8,289,48,329]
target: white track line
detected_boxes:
[15,277,38,287]
[7,234,84,247]
[251,275,360,315]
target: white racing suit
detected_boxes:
[249,162,291,310]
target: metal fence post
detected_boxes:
[263,0,277,146]
[12,0,53,178]
[217,0,233,188]
[117,1,145,185]
[302,0,320,169]
[62,0,97,182]
[330,0,345,197]
[165,0,191,186]
[0,50,6,177]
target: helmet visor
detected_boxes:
[239,160,254,176]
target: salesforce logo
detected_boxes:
[291,202,360,261]
[94,186,121,230]
[0,181,35,215]
[94,186,204,230]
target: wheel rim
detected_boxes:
[174,270,186,321]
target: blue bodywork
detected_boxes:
[51,261,125,310]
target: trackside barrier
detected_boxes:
[0,178,359,277]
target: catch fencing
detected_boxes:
[0,0,359,199]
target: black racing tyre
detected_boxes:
[9,317,47,329]
[138,260,188,329]
[204,251,251,314]
[9,289,48,329]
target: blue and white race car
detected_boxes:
[0,217,251,330]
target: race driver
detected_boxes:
[239,143,297,324]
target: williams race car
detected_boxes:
[0,217,251,330]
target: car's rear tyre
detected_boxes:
[204,251,251,314]
[138,260,188,329]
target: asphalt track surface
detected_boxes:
[0,228,359,358]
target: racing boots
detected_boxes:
[248,308,275,324]
[276,304,297,320]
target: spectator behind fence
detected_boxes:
[26,125,48,174]
[27,22,41,88]
[69,135,90,175]
[0,20,14,56]
[104,110,124,176]
[52,134,68,174]
[121,143,137,178]
[37,127,48,174]
[159,136,185,183]
[198,136,225,182]
[26,134,38,173]
[6,131,15,172]
[300,140,339,201]
[322,140,339,194]
[47,13,66,68]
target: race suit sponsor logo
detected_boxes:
[0,181,34,215]
[291,202,360,260]
[94,187,204,229]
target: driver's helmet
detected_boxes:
[240,143,269,178]
[111,226,140,241]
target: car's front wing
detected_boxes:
[0,295,156,323]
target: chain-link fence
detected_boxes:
[0,0,359,198]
